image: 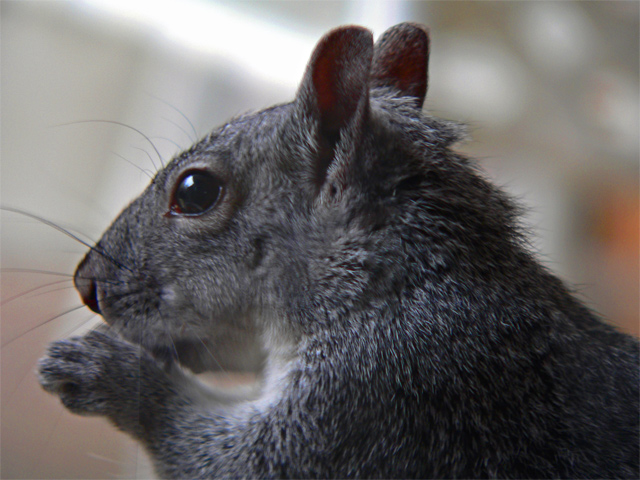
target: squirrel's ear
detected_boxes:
[296,26,373,191]
[298,25,373,135]
[371,23,430,108]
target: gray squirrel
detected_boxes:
[38,23,639,478]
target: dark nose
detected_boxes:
[74,255,101,314]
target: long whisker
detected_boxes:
[2,207,97,251]
[62,313,103,339]
[1,279,72,305]
[149,94,199,141]
[1,207,133,273]
[150,136,181,152]
[1,268,124,287]
[1,304,87,348]
[131,146,160,172]
[150,95,198,143]
[54,120,164,169]
[161,116,195,144]
[1,268,74,277]
[111,152,154,179]
[87,321,121,340]
[29,284,79,300]
[1,275,142,348]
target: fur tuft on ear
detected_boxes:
[372,23,430,108]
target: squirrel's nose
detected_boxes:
[74,255,101,314]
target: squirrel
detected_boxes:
[38,23,639,478]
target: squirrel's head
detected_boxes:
[73,23,509,372]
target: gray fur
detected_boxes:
[38,24,639,478]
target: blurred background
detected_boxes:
[2,1,638,478]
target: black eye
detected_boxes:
[170,170,224,216]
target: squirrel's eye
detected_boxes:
[170,170,224,216]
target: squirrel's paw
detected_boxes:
[37,328,144,416]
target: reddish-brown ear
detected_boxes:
[297,26,374,191]
[371,23,430,108]
[298,25,374,135]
